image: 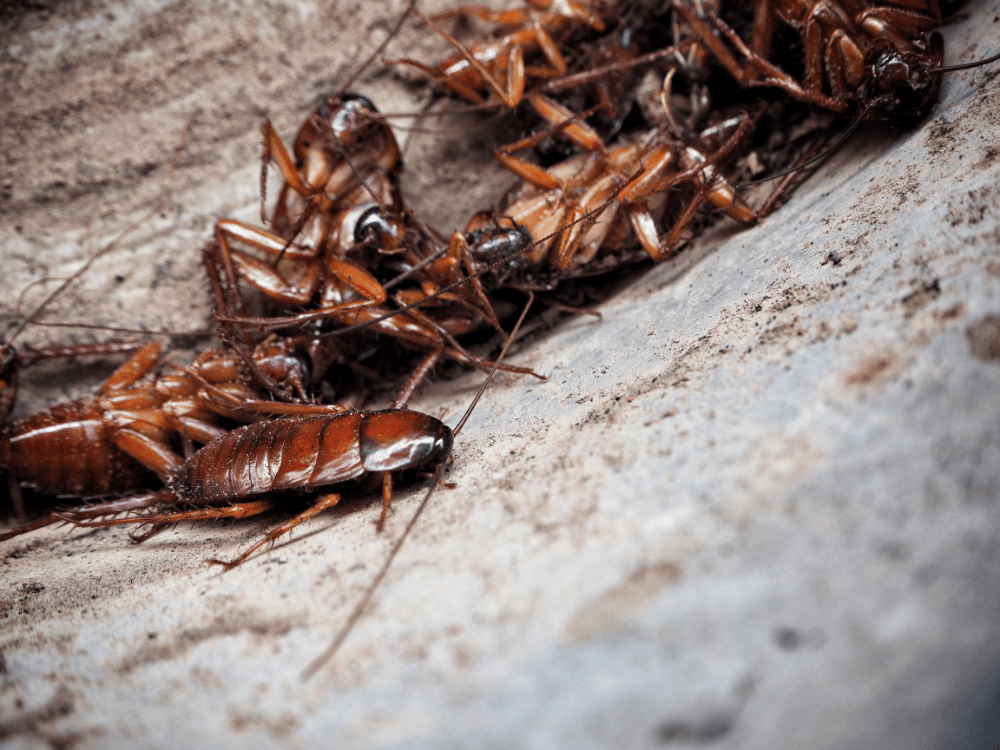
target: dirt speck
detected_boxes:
[975,145,1000,171]
[967,315,1000,361]
[229,709,299,739]
[118,612,294,674]
[655,714,736,744]
[945,185,997,227]
[924,116,959,159]
[0,687,76,743]
[902,278,941,318]
[563,561,682,643]
[845,351,898,386]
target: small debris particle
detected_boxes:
[967,315,1000,361]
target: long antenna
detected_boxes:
[301,293,537,681]
[931,50,1000,73]
[2,117,193,351]
[338,0,418,94]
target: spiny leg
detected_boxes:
[67,499,278,531]
[392,346,443,410]
[0,493,165,543]
[206,494,342,570]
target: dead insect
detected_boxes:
[0,333,327,544]
[670,0,997,124]
[486,105,761,270]
[386,1,612,109]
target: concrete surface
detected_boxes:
[2,0,999,748]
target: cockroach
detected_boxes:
[208,32,547,399]
[212,92,407,331]
[289,112,763,368]
[483,106,762,269]
[0,333,332,542]
[1,341,171,504]
[386,1,612,109]
[208,3,430,368]
[670,0,997,125]
[53,406,452,564]
[211,82,550,403]
[13,267,537,567]
[0,249,325,543]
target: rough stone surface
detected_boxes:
[2,1,1000,748]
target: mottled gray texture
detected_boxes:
[2,1,999,748]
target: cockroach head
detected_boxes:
[864,34,943,125]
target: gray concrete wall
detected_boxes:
[2,0,999,747]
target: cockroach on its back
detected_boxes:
[387,1,613,109]
[0,331,327,540]
[212,74,546,400]
[671,0,997,126]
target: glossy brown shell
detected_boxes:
[1,398,157,497]
[175,410,453,504]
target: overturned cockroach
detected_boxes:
[387,1,613,109]
[0,332,339,542]
[671,0,998,124]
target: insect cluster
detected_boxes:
[0,0,993,661]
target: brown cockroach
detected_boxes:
[670,0,997,124]
[212,91,407,331]
[49,406,453,566]
[386,1,612,109]
[39,288,538,566]
[484,106,761,270]
[210,81,549,405]
[0,333,333,542]
[208,4,429,366]
[201,27,545,397]
[0,251,330,542]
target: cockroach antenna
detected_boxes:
[301,291,537,681]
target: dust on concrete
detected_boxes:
[945,184,998,227]
[118,611,295,674]
[967,315,1000,361]
[563,561,683,643]
[0,686,77,742]
[1,0,1000,746]
[844,350,901,386]
[901,278,942,317]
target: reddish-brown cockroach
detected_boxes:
[210,81,549,403]
[671,0,997,125]
[53,407,453,567]
[208,35,548,399]
[0,237,325,540]
[212,92,408,341]
[386,1,612,109]
[0,332,334,542]
[477,103,762,271]
[207,3,434,368]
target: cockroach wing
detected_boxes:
[307,412,366,486]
